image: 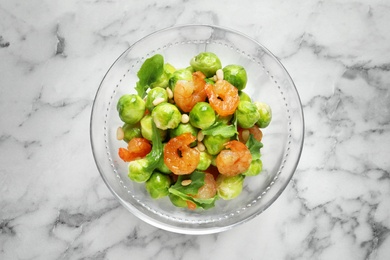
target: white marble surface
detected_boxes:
[1,0,389,259]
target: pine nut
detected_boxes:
[181,114,189,124]
[216,69,224,81]
[197,131,204,142]
[116,126,124,140]
[197,141,205,152]
[166,87,173,99]
[181,179,192,186]
[152,97,166,106]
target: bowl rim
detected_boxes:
[90,24,305,235]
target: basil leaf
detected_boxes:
[136,54,164,98]
[245,134,263,160]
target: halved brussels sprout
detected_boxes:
[117,94,145,124]
[254,102,272,128]
[145,171,171,199]
[151,102,182,130]
[222,64,247,91]
[189,102,216,130]
[169,123,198,147]
[190,52,222,77]
[236,101,260,128]
[169,193,188,208]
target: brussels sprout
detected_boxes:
[169,68,193,90]
[169,123,198,138]
[151,102,182,130]
[140,115,166,141]
[128,158,153,183]
[190,52,222,77]
[145,87,168,111]
[254,102,272,128]
[216,174,245,200]
[150,63,176,89]
[196,151,213,171]
[122,123,142,143]
[145,171,171,199]
[222,64,247,91]
[189,102,216,130]
[236,101,260,129]
[169,193,188,208]
[239,91,251,102]
[169,123,198,147]
[242,159,262,176]
[203,134,230,155]
[117,94,146,124]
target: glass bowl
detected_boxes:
[90,25,304,235]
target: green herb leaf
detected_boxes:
[245,134,263,160]
[145,121,163,172]
[136,54,164,98]
[202,122,237,138]
[169,171,205,195]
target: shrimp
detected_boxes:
[173,71,207,113]
[164,133,200,175]
[186,172,217,210]
[238,126,263,143]
[118,138,152,162]
[204,80,239,116]
[215,140,252,176]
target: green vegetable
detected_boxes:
[145,87,168,111]
[201,121,237,138]
[117,94,146,124]
[242,159,262,176]
[122,123,142,143]
[246,134,263,160]
[145,172,171,199]
[151,102,182,130]
[150,63,176,89]
[239,91,251,102]
[254,102,272,128]
[203,134,230,155]
[196,151,213,171]
[169,193,188,208]
[169,67,193,91]
[169,123,198,147]
[140,114,166,141]
[128,121,163,183]
[216,174,245,200]
[236,101,260,128]
[223,64,247,91]
[189,102,216,130]
[190,52,222,77]
[128,158,152,183]
[135,54,165,98]
[168,171,217,209]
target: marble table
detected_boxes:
[1,0,389,259]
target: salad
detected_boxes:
[116,52,272,210]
